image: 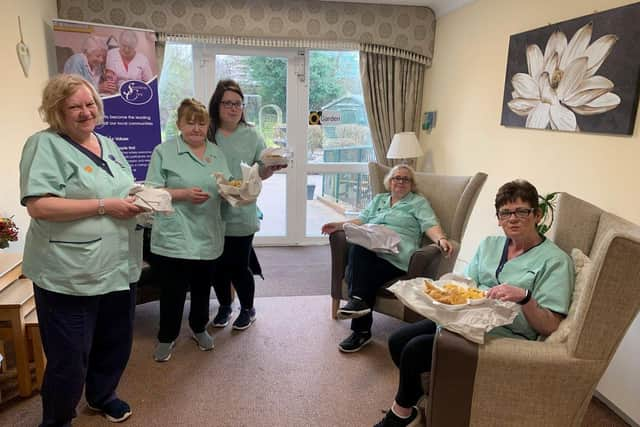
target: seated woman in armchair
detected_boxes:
[372,179,575,427]
[321,164,452,353]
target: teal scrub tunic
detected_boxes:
[145,136,231,260]
[465,236,575,340]
[216,124,265,237]
[358,192,439,272]
[19,130,140,296]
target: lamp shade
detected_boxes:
[386,132,423,159]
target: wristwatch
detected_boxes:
[98,199,105,215]
[517,288,532,305]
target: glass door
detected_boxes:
[160,44,374,245]
[193,46,304,245]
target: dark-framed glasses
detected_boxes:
[391,176,411,183]
[221,100,245,109]
[497,207,535,220]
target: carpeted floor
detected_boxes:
[0,245,631,426]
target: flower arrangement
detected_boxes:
[0,216,19,249]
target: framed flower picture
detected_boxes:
[500,2,640,134]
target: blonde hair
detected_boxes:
[176,98,210,126]
[383,164,417,192]
[39,74,104,133]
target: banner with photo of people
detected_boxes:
[53,19,161,181]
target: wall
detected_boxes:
[0,0,58,253]
[421,0,639,423]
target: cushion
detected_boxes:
[545,248,592,343]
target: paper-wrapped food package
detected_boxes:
[260,147,290,167]
[387,277,519,344]
[214,162,262,207]
[129,184,173,213]
[343,223,401,254]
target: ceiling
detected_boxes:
[320,0,476,18]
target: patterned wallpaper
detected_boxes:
[57,0,436,59]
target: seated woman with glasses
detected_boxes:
[371,179,574,427]
[321,164,452,353]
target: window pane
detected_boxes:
[256,172,286,237]
[215,55,288,149]
[307,51,374,164]
[305,172,372,237]
[158,43,194,141]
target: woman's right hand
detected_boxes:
[104,196,144,219]
[183,187,210,204]
[321,222,342,235]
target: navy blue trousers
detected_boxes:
[33,283,136,427]
[347,244,405,333]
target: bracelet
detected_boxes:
[517,288,532,305]
[437,237,447,247]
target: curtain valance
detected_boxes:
[59,0,435,60]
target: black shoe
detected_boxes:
[232,307,256,330]
[373,407,420,427]
[87,398,132,423]
[338,331,372,353]
[212,305,232,327]
[337,297,371,319]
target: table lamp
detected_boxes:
[386,132,423,163]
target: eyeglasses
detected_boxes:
[391,176,411,183]
[221,100,245,109]
[497,207,535,220]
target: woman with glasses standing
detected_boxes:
[207,79,285,331]
[371,179,574,427]
[321,164,451,353]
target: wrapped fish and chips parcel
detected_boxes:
[387,275,519,343]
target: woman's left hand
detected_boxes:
[438,238,453,257]
[486,284,527,303]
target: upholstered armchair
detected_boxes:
[329,162,487,321]
[426,192,640,427]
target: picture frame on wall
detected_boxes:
[500,2,640,135]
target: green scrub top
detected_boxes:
[359,192,439,272]
[216,124,265,237]
[145,136,231,260]
[19,130,139,296]
[465,236,575,340]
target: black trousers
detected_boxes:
[347,245,405,333]
[212,235,255,310]
[154,254,216,343]
[388,319,438,407]
[33,283,136,427]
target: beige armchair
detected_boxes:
[426,192,640,427]
[329,162,487,321]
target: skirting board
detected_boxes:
[594,391,639,427]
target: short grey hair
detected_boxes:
[383,164,417,192]
[81,36,106,54]
[119,30,138,48]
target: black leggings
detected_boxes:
[212,235,255,309]
[347,244,405,332]
[388,319,438,407]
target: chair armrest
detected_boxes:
[429,331,601,426]
[407,240,460,279]
[428,328,479,427]
[329,230,349,299]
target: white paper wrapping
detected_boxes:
[343,223,401,254]
[129,185,173,213]
[260,147,290,167]
[214,162,262,207]
[387,278,520,344]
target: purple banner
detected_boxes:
[53,19,161,180]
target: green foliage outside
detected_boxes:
[158,44,195,141]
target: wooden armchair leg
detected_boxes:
[331,298,340,319]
